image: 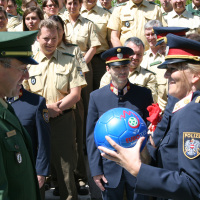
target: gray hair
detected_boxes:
[144,20,162,30]
[124,37,144,48]
[0,58,11,68]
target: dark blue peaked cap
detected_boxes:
[153,27,189,46]
[158,33,200,69]
[101,46,134,66]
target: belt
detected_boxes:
[63,109,72,114]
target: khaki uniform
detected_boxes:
[24,50,87,200]
[61,12,101,54]
[107,0,167,50]
[164,10,200,34]
[141,49,167,111]
[58,6,66,15]
[7,14,22,31]
[161,6,169,22]
[100,66,158,101]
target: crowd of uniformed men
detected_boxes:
[0,0,200,199]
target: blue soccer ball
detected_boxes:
[94,107,148,151]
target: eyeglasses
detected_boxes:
[4,63,28,74]
[46,4,58,8]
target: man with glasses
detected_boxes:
[86,46,153,200]
[0,31,41,200]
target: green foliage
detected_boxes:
[156,0,192,6]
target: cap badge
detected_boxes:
[117,48,121,53]
[117,53,123,59]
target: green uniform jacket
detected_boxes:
[0,102,41,200]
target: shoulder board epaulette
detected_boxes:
[150,60,162,66]
[144,68,156,75]
[149,1,160,6]
[65,43,78,47]
[103,7,112,14]
[162,12,168,16]
[62,52,75,57]
[116,2,127,7]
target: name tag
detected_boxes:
[6,130,16,137]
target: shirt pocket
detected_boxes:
[3,134,27,177]
[55,65,70,93]
[120,15,134,33]
[95,18,108,37]
[28,70,43,93]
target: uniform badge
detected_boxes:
[125,21,130,27]
[16,152,22,163]
[43,109,49,123]
[31,77,36,85]
[183,132,200,159]
[195,96,200,103]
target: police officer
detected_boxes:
[87,46,153,200]
[100,37,158,102]
[7,86,51,200]
[186,0,200,17]
[99,34,200,200]
[24,19,87,200]
[164,0,200,34]
[0,31,41,200]
[107,0,166,50]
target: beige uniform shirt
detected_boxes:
[80,5,111,54]
[165,10,200,34]
[161,6,169,22]
[7,14,22,31]
[107,0,167,50]
[58,42,89,73]
[100,66,158,101]
[24,50,87,104]
[141,49,167,110]
[61,12,101,54]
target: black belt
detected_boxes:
[63,109,72,114]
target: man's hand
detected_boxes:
[47,102,62,118]
[93,175,108,191]
[37,175,45,188]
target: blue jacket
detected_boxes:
[8,88,51,177]
[86,83,153,188]
[136,91,200,200]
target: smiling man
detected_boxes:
[0,31,41,200]
[87,46,153,200]
[24,19,87,200]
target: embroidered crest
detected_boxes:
[31,77,36,85]
[43,109,49,123]
[183,132,200,159]
[125,21,130,27]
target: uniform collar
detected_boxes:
[63,12,83,23]
[58,6,66,14]
[172,93,193,113]
[81,4,98,13]
[170,9,188,18]
[0,98,8,109]
[129,65,141,76]
[148,48,162,58]
[37,49,58,62]
[110,81,131,96]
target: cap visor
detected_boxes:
[157,58,188,69]
[155,40,164,46]
[16,57,38,65]
[108,60,130,66]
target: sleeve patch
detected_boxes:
[43,109,49,123]
[183,132,200,159]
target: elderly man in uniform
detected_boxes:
[24,19,87,200]
[186,0,200,16]
[100,37,157,102]
[87,46,153,200]
[0,31,41,200]
[107,0,166,50]
[164,0,200,34]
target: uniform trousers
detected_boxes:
[102,170,149,200]
[91,53,107,90]
[50,110,78,200]
[74,99,88,185]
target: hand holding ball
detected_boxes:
[94,108,148,151]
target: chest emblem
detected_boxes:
[183,132,200,159]
[16,152,22,164]
[125,21,130,27]
[31,77,36,85]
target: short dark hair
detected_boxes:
[65,0,83,5]
[8,0,16,6]
[23,6,44,31]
